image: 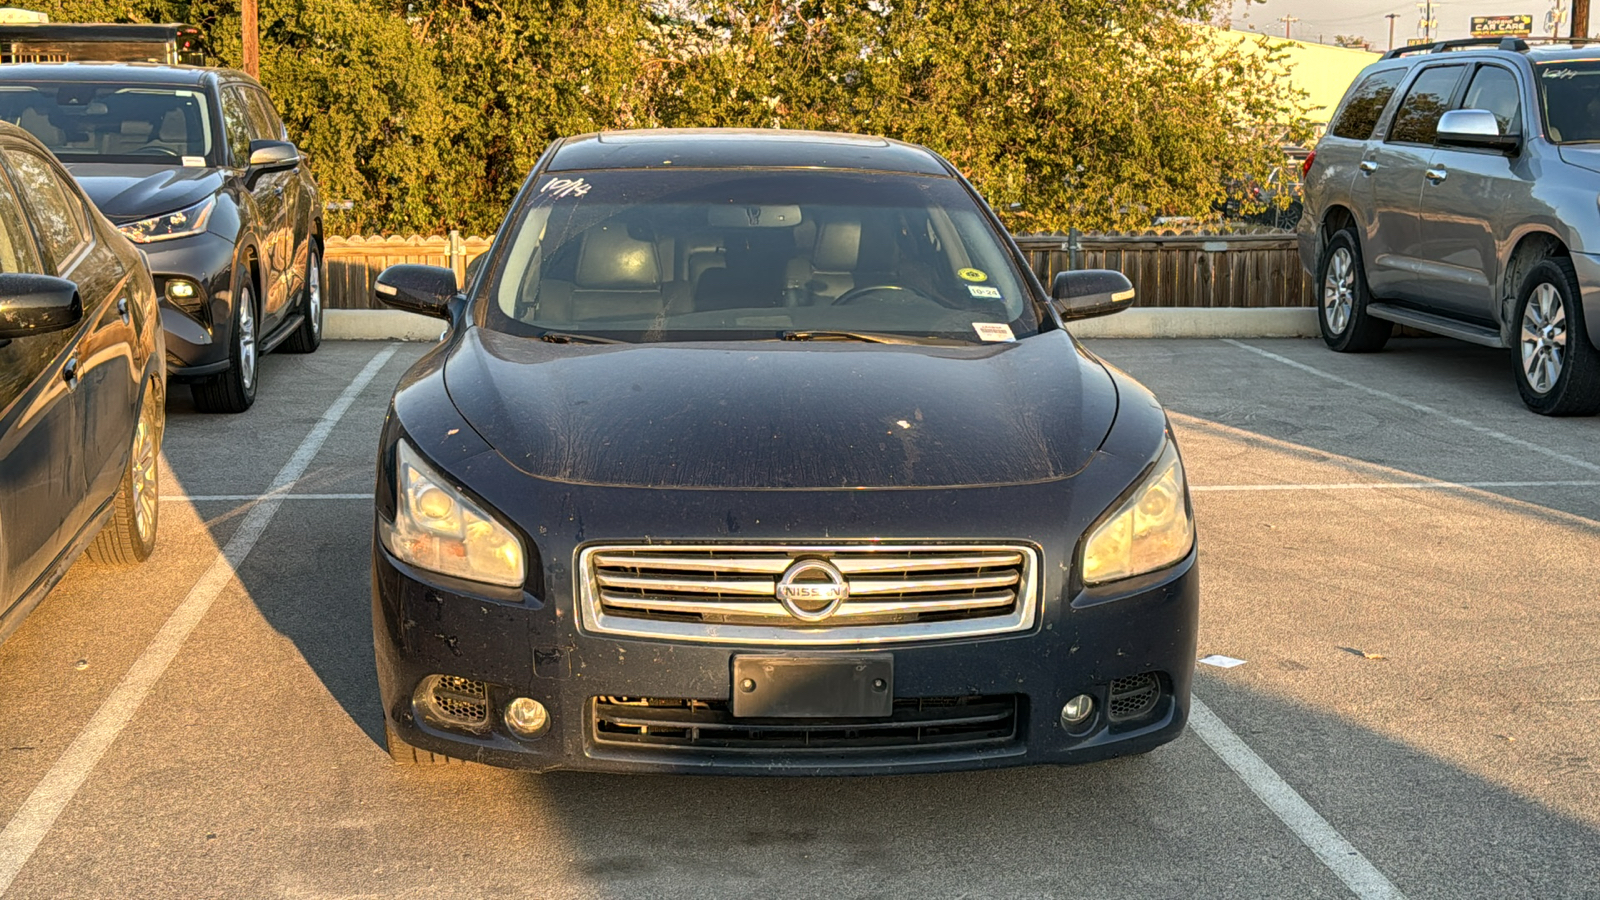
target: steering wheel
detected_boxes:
[130,147,182,158]
[834,284,923,305]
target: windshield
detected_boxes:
[1536,61,1600,142]
[0,82,215,164]
[483,168,1042,344]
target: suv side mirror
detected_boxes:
[375,264,459,320]
[1436,109,1520,153]
[247,139,300,171]
[0,273,82,342]
[1051,269,1135,320]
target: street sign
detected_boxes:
[1406,37,1431,46]
[1471,14,1534,37]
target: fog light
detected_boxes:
[166,279,198,300]
[504,697,549,738]
[1060,694,1095,728]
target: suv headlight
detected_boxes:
[118,196,216,244]
[1081,438,1194,585]
[378,441,525,588]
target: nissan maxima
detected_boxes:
[370,129,1198,774]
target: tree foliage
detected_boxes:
[36,0,1309,234]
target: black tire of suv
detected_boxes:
[1317,229,1392,353]
[192,281,258,414]
[385,722,465,766]
[281,245,323,354]
[1511,258,1600,416]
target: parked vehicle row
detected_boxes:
[0,58,321,643]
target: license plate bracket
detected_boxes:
[730,655,893,718]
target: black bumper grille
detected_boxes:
[1107,673,1160,723]
[592,695,1020,754]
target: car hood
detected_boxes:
[63,164,222,220]
[442,327,1118,489]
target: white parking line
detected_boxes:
[1191,697,1409,900]
[1222,340,1600,475]
[1195,480,1600,493]
[0,345,401,897]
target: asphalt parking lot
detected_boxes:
[1,335,1598,899]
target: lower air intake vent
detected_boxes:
[592,695,1020,754]
[418,674,490,731]
[1106,674,1160,723]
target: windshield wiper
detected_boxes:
[780,330,963,346]
[538,331,625,344]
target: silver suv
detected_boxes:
[1299,37,1600,415]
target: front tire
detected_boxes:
[86,379,162,565]
[1317,229,1391,353]
[1512,257,1600,416]
[281,244,323,354]
[192,279,258,414]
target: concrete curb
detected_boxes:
[322,307,1321,342]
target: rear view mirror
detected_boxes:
[1436,109,1520,153]
[374,264,459,320]
[1051,269,1135,320]
[0,273,82,343]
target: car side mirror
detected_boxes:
[1436,109,1520,153]
[0,273,82,344]
[248,139,300,171]
[375,264,459,320]
[1051,269,1135,320]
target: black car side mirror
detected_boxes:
[375,264,459,320]
[1435,109,1520,154]
[0,273,82,345]
[1051,269,1136,320]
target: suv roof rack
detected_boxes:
[1381,35,1600,60]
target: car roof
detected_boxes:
[0,62,243,87]
[544,128,954,176]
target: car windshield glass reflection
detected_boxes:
[0,83,215,163]
[485,169,1040,344]
[1537,62,1600,142]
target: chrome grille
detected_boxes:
[578,543,1039,645]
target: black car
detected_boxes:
[370,129,1198,775]
[0,120,164,646]
[0,62,324,412]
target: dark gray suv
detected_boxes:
[1299,37,1600,415]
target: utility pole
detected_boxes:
[1279,15,1299,39]
[1386,13,1400,50]
[242,0,258,78]
[1574,0,1590,39]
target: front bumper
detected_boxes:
[138,232,237,380]
[373,537,1199,776]
[1568,251,1600,352]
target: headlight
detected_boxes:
[378,441,525,588]
[1081,438,1194,585]
[117,196,216,244]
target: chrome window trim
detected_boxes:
[576,542,1041,646]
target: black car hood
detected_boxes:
[442,327,1117,489]
[63,164,221,220]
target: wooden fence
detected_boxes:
[1012,233,1314,308]
[323,231,1313,310]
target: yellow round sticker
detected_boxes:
[958,268,988,283]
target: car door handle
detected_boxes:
[117,297,130,324]
[62,357,79,389]
[1359,160,1379,173]
[1426,167,1448,183]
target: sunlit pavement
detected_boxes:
[0,337,1596,899]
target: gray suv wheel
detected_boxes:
[1512,258,1600,416]
[1317,230,1391,353]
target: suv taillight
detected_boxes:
[1301,151,1316,178]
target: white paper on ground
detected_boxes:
[1198,654,1247,668]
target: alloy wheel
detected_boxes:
[1322,246,1354,335]
[308,254,322,337]
[130,395,159,543]
[238,295,257,391]
[1520,282,1567,394]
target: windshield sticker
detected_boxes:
[967,284,1001,299]
[958,267,988,282]
[539,176,592,199]
[1543,68,1582,80]
[181,156,205,167]
[973,322,1015,342]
